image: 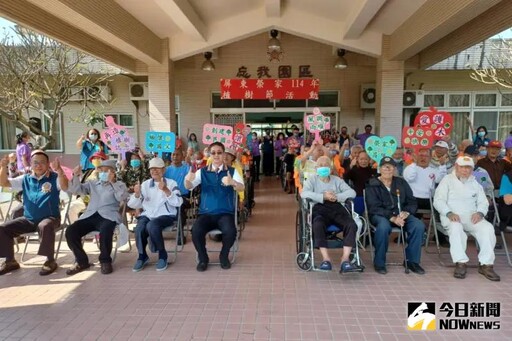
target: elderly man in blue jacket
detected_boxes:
[365,157,425,275]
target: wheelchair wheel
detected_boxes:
[296,252,312,271]
[296,210,303,253]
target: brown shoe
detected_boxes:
[0,260,20,275]
[453,262,467,279]
[478,264,500,281]
[39,260,58,276]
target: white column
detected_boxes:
[375,35,404,140]
[147,39,176,133]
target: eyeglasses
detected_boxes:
[31,161,47,166]
[210,151,223,155]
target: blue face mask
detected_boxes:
[479,150,487,157]
[130,159,141,168]
[317,167,331,177]
[329,150,338,156]
[478,131,486,137]
[98,171,109,182]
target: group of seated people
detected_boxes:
[0,142,246,276]
[1,128,510,282]
[298,134,508,281]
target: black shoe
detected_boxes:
[66,263,91,276]
[374,265,387,274]
[0,260,20,275]
[100,263,113,275]
[220,258,231,270]
[39,260,58,276]
[495,242,502,250]
[196,262,208,272]
[406,262,425,275]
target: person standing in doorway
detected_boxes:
[262,130,274,176]
[249,132,261,182]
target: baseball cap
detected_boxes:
[149,157,165,169]
[98,159,117,169]
[379,157,397,167]
[463,145,479,156]
[89,151,108,161]
[488,140,502,148]
[434,141,449,149]
[224,148,236,157]
[455,156,474,167]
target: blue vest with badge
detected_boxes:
[199,166,236,215]
[22,172,61,223]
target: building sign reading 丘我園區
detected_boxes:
[235,65,314,79]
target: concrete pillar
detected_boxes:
[375,35,404,140]
[147,39,176,133]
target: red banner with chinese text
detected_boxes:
[220,78,319,100]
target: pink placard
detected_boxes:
[101,116,136,160]
[202,124,234,146]
[304,107,331,141]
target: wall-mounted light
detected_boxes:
[268,29,281,50]
[334,49,348,69]
[201,51,215,71]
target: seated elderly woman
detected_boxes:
[301,156,360,273]
[365,157,425,275]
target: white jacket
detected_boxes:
[433,172,488,227]
[128,177,183,219]
[403,163,447,199]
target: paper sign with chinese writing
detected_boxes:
[101,116,136,160]
[202,124,234,146]
[413,106,453,138]
[220,78,319,100]
[402,126,434,150]
[365,136,398,164]
[304,107,330,142]
[145,131,176,158]
[232,123,247,151]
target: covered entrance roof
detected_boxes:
[1,1,512,73]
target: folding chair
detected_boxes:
[489,193,512,267]
[19,191,73,263]
[363,189,409,273]
[161,207,184,264]
[0,186,15,223]
[82,200,128,263]
[196,192,240,264]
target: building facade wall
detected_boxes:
[174,33,378,142]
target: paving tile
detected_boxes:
[0,178,511,340]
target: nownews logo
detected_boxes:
[408,302,436,330]
[408,302,501,331]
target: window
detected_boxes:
[498,111,512,142]
[0,116,16,149]
[475,93,497,107]
[449,94,470,107]
[424,94,445,107]
[307,91,339,107]
[103,114,134,128]
[450,112,471,143]
[474,111,498,140]
[502,93,512,107]
[211,92,242,108]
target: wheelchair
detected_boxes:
[295,198,366,272]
